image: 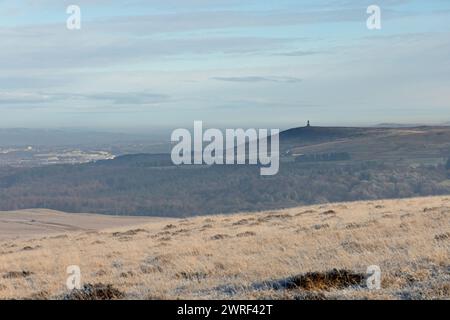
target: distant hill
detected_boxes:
[279,126,382,148]
[376,122,450,127]
[375,123,425,128]
[279,125,450,161]
[281,126,370,140]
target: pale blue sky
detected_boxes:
[1,0,449,131]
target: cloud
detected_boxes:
[80,92,171,105]
[212,76,302,83]
[275,50,327,56]
[0,92,54,105]
[0,1,423,71]
[0,26,295,70]
[0,91,170,107]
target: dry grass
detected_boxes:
[0,196,449,300]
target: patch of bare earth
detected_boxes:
[62,284,124,300]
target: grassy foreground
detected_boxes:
[0,196,449,300]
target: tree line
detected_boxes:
[0,158,449,217]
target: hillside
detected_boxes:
[0,126,449,216]
[280,125,379,146]
[280,125,450,162]
[0,196,448,300]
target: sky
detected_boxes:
[0,0,449,131]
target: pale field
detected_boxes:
[0,196,448,300]
[0,209,156,241]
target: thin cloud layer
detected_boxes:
[0,0,449,128]
[212,77,302,84]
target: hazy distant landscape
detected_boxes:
[0,125,449,217]
[0,128,171,167]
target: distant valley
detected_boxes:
[0,125,449,217]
